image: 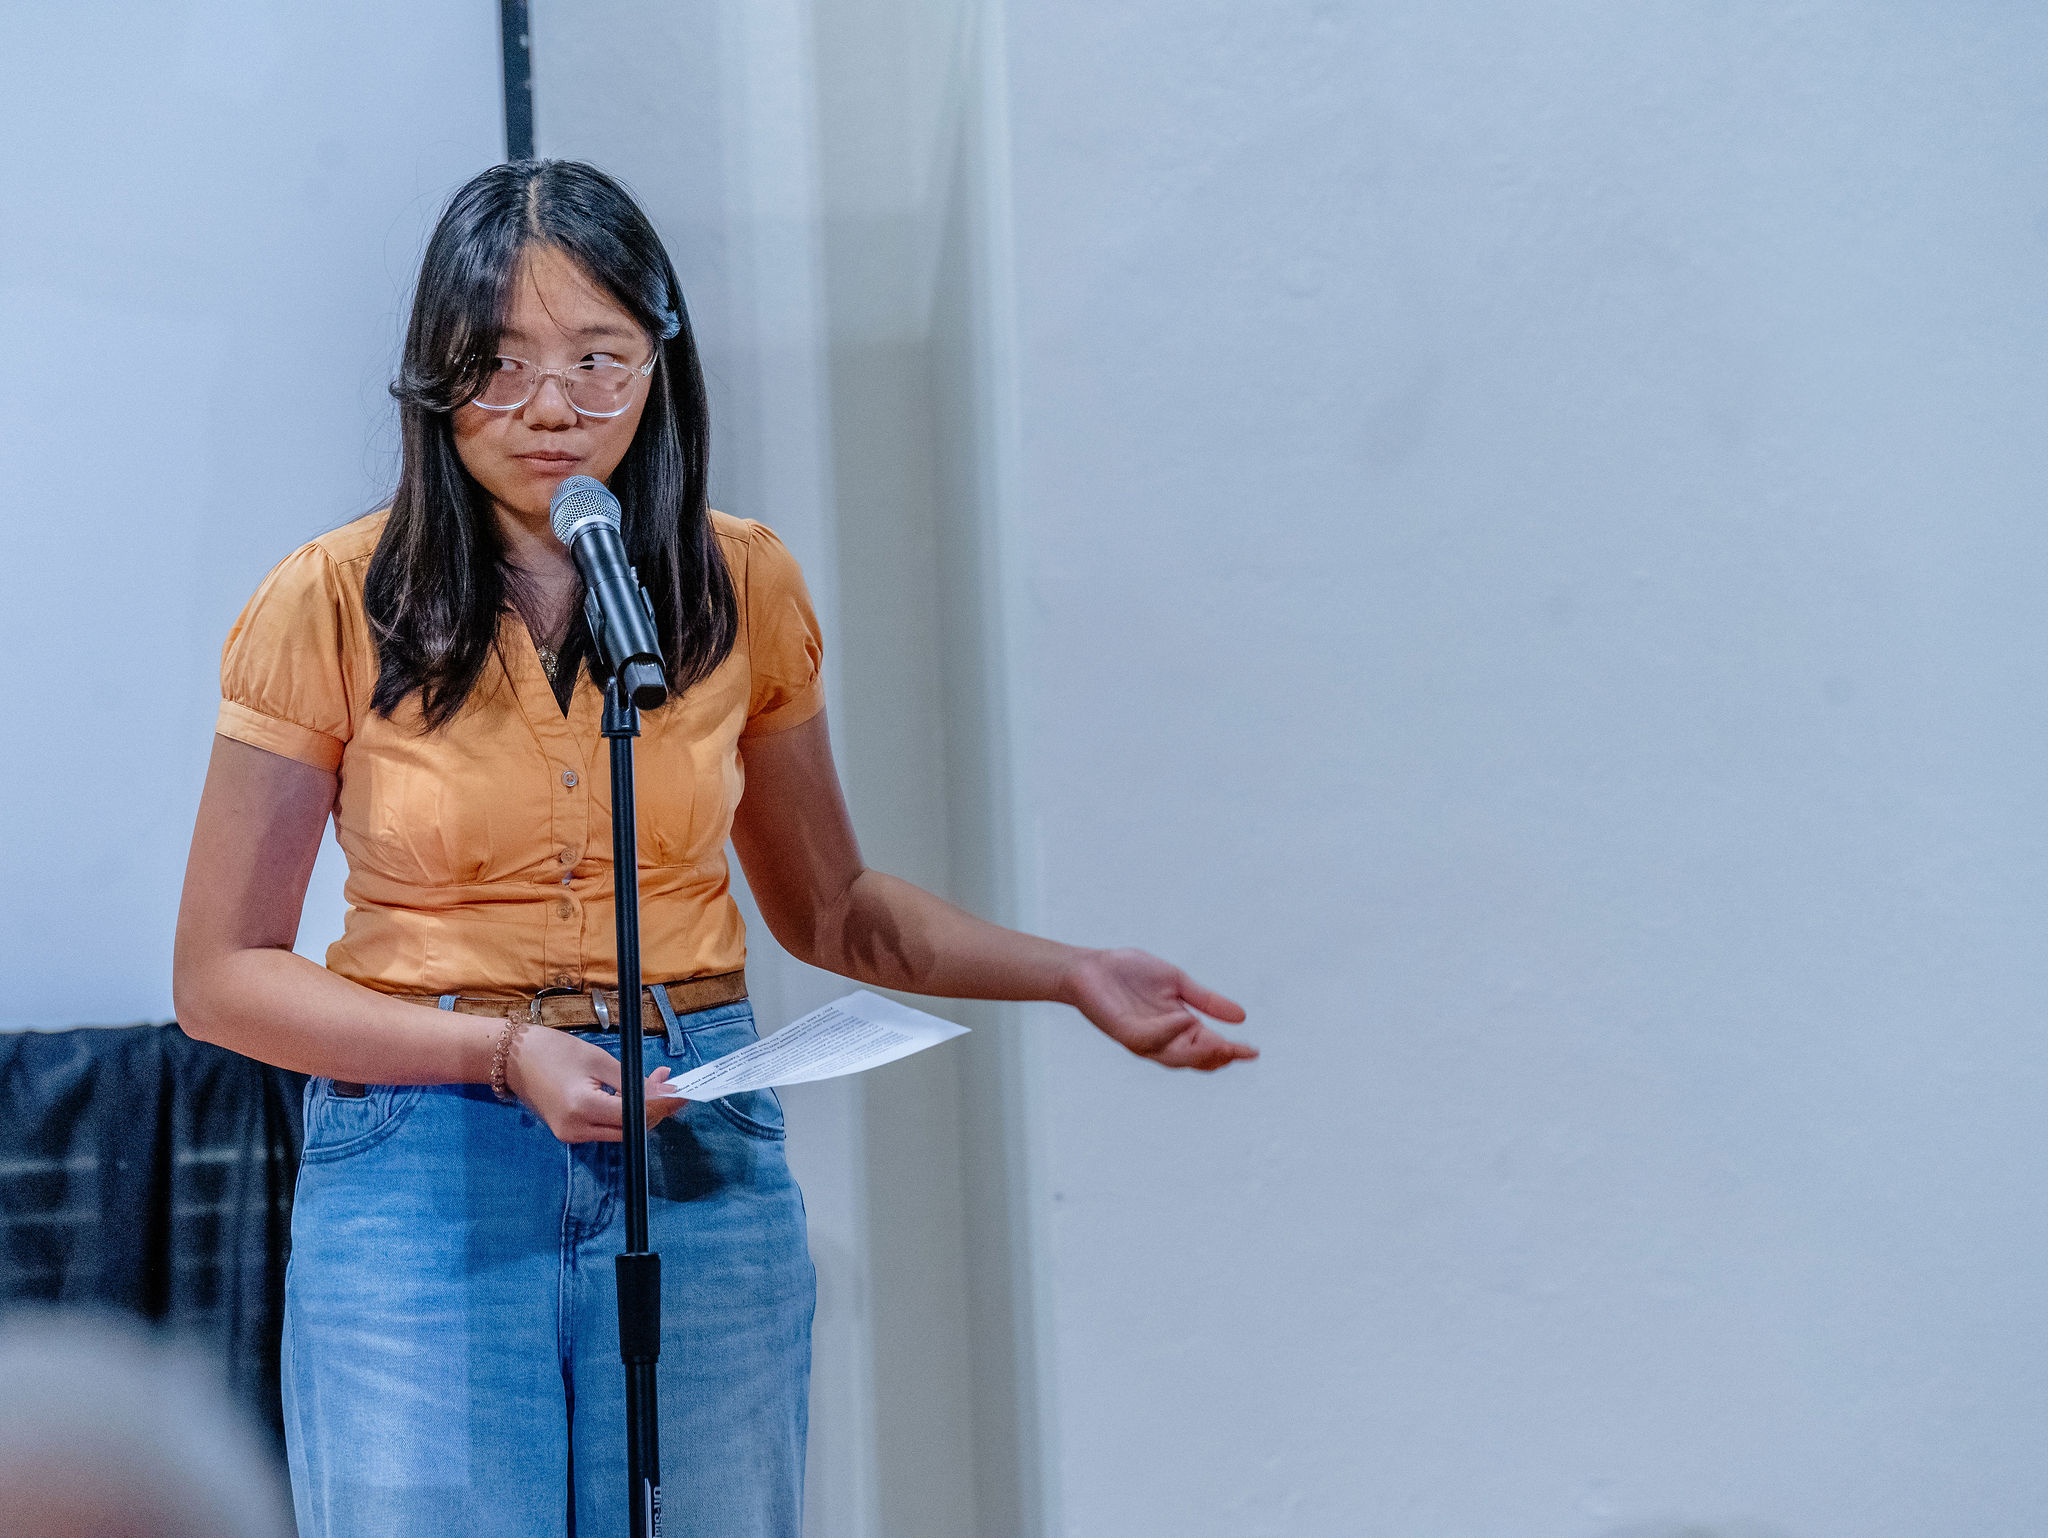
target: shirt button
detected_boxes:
[555,898,574,918]
[558,848,576,864]
[553,972,573,989]
[561,770,579,788]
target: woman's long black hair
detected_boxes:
[366,159,736,727]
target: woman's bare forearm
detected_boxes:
[802,867,1094,1003]
[731,714,1095,1002]
[174,941,499,1084]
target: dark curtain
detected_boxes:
[0,1024,304,1442]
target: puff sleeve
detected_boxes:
[215,543,359,771]
[736,520,825,737]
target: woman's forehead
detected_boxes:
[500,246,642,345]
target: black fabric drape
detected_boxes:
[0,1024,304,1441]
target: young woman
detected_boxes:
[173,159,1254,1538]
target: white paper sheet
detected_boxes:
[649,991,966,1100]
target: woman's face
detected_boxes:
[451,243,656,539]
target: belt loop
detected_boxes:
[648,981,686,1057]
[590,989,612,1032]
[437,995,457,1011]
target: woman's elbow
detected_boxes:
[171,966,220,1044]
[751,899,828,973]
[170,933,234,1046]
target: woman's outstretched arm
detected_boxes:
[730,709,1256,1071]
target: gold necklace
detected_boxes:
[536,643,561,682]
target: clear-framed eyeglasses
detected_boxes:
[469,354,658,418]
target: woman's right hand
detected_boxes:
[504,1025,689,1143]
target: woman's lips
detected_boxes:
[515,453,582,476]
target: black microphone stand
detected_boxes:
[605,670,663,1538]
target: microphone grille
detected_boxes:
[549,475,622,545]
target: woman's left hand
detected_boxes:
[1062,947,1258,1070]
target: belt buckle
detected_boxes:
[529,985,580,1027]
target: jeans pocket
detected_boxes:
[300,1078,424,1163]
[680,1015,787,1142]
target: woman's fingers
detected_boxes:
[1150,1020,1259,1070]
[579,1083,625,1131]
[645,1069,688,1127]
[587,1046,624,1091]
[1179,976,1248,1024]
[528,1034,697,1142]
[566,1070,689,1139]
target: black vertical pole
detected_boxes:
[500,0,534,160]
[605,677,663,1538]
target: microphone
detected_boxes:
[548,476,669,709]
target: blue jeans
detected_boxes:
[281,998,814,1537]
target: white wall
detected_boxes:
[994,4,2048,1535]
[0,3,500,1026]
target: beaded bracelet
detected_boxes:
[489,1017,530,1103]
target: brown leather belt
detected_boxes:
[331,969,747,1098]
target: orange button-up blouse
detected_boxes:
[215,509,824,997]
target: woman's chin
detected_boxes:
[480,490,559,530]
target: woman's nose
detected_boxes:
[526,371,579,424]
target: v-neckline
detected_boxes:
[502,610,603,770]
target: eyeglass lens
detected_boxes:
[475,359,639,414]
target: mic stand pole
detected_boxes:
[605,672,663,1538]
